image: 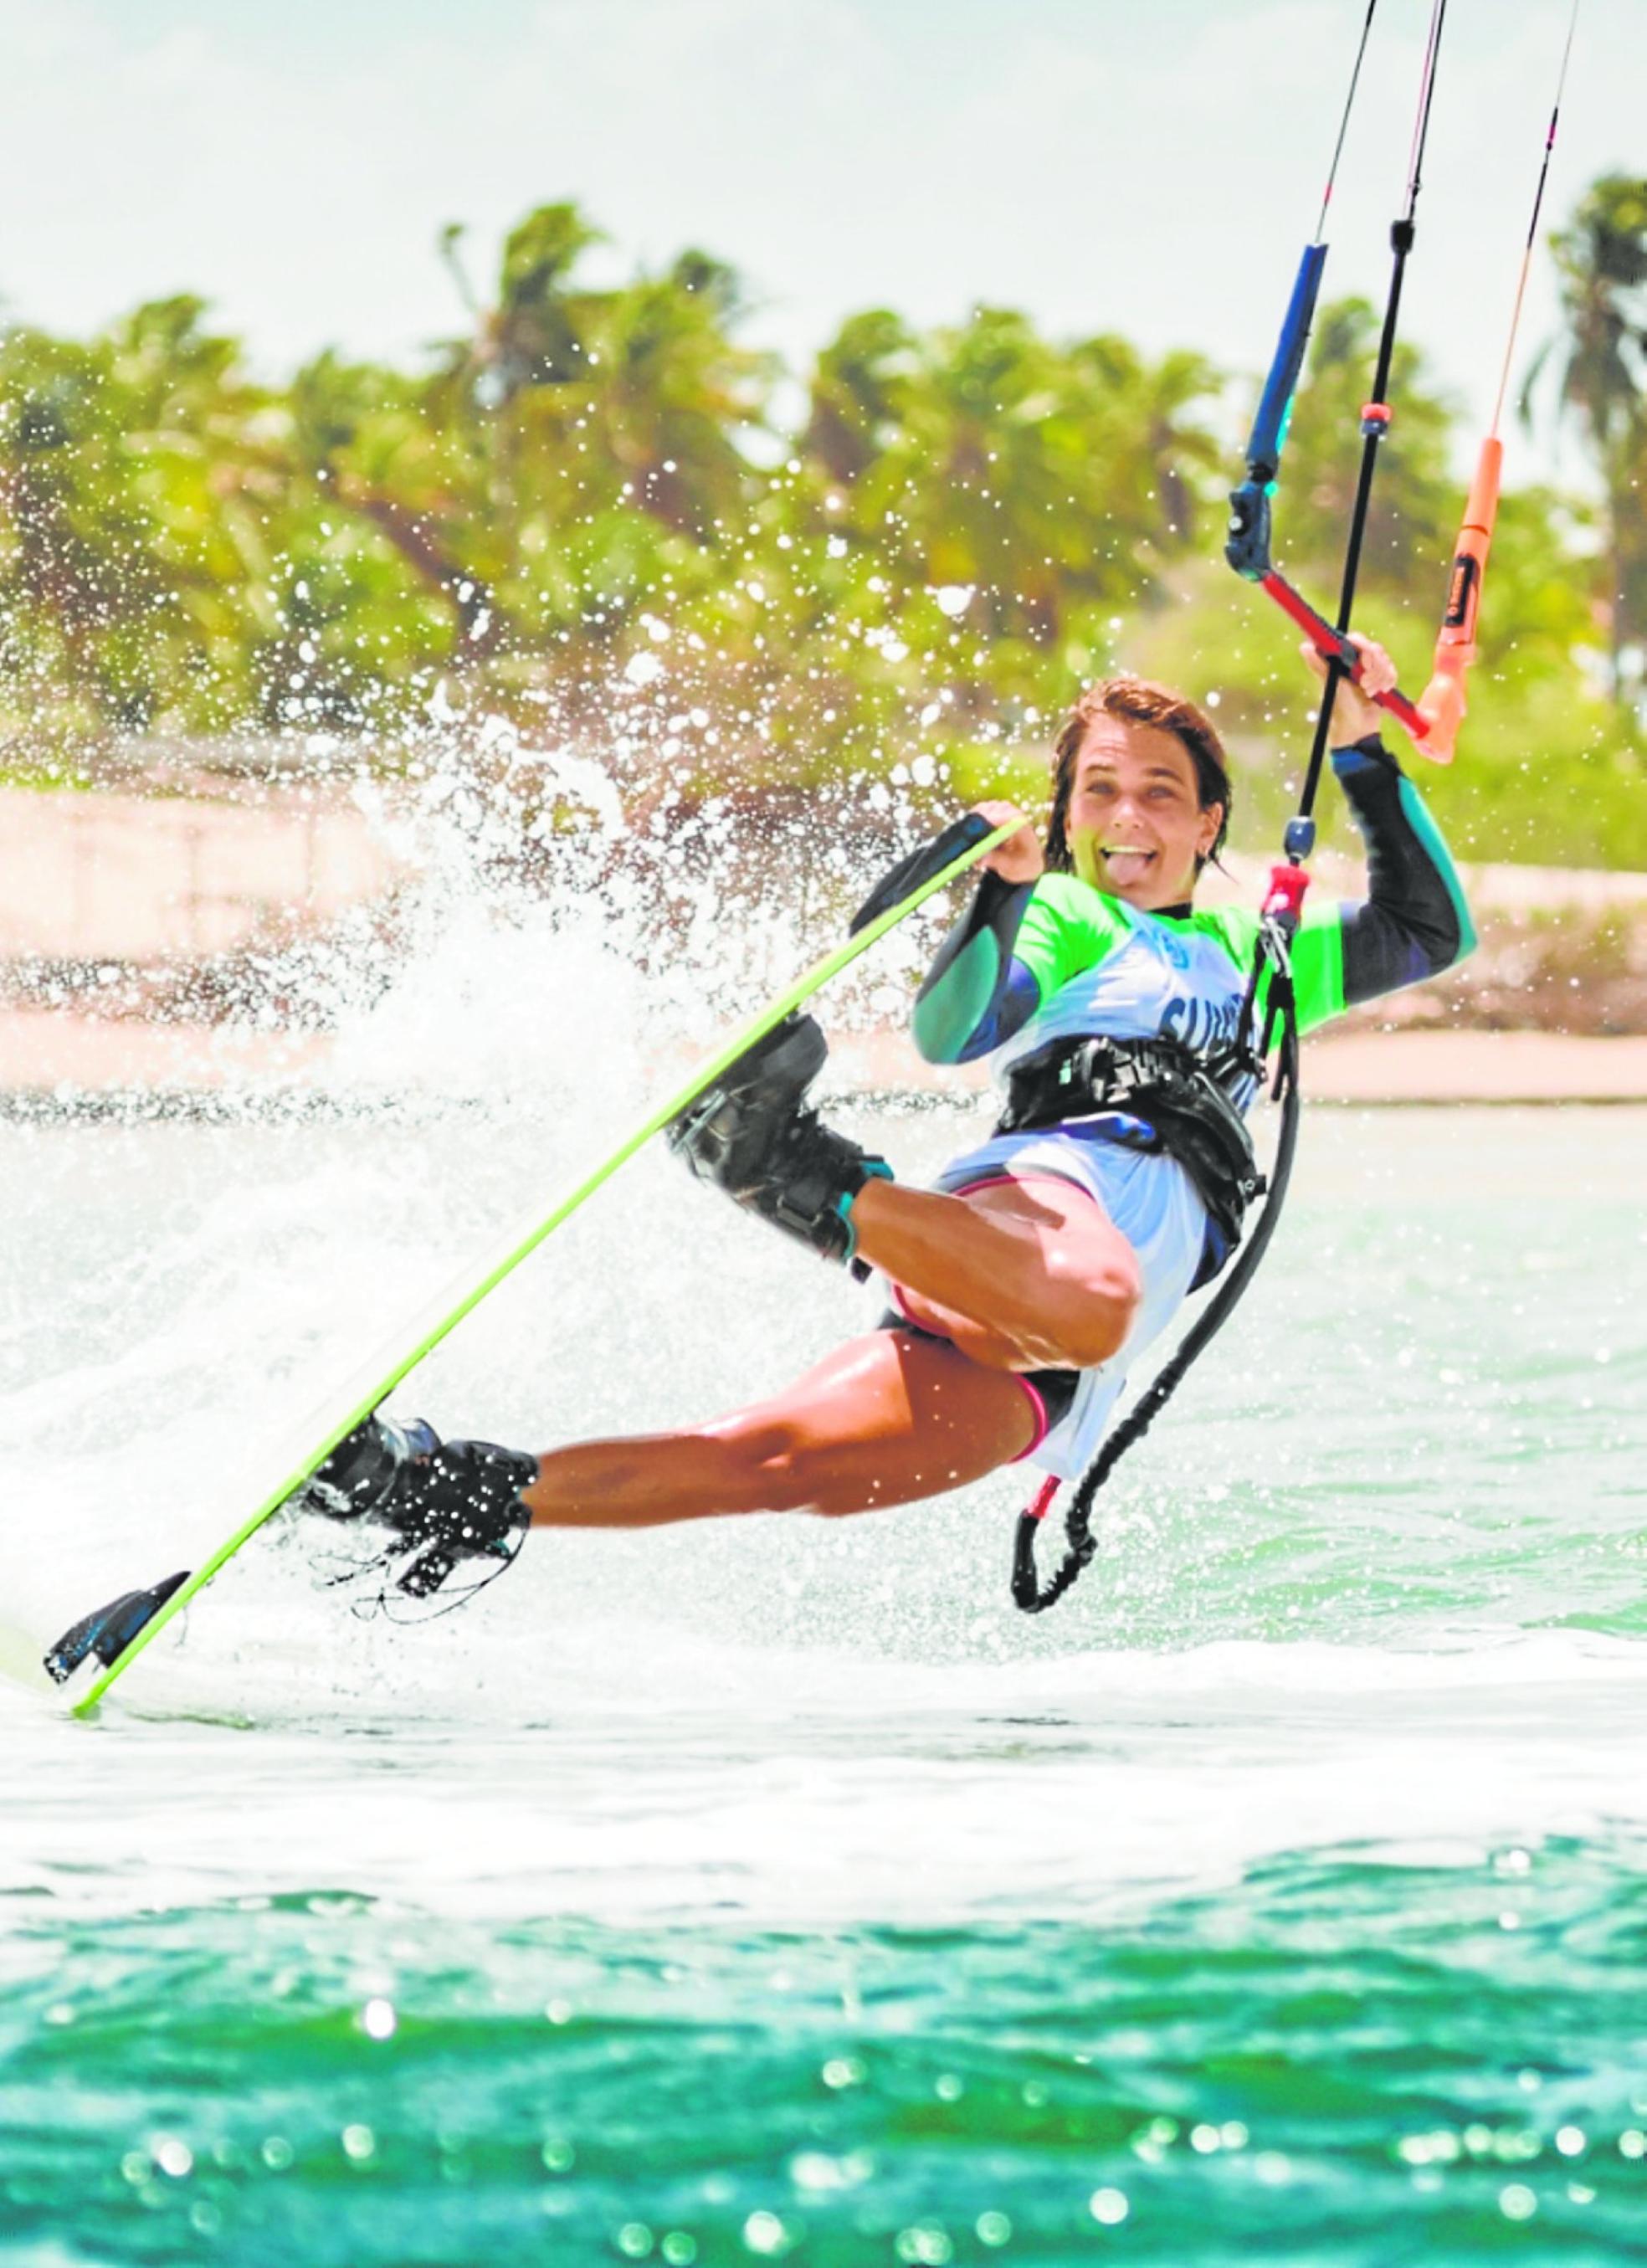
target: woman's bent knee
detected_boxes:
[1038,1255,1142,1370]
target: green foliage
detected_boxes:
[0,187,1643,868]
[1261,297,1460,598]
[1527,171,1647,702]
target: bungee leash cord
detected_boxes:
[1010,948,1302,1615]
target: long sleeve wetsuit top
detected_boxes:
[912,737,1475,1085]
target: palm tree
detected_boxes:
[0,297,287,728]
[808,305,1220,650]
[588,249,774,540]
[801,310,917,486]
[1525,172,1647,703]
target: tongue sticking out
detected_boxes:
[1103,849,1155,891]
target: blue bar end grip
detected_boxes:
[1228,242,1328,582]
[1244,242,1329,480]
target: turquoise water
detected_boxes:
[3,1090,1646,2265]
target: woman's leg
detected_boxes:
[669,1012,1138,1366]
[851,1173,1142,1373]
[522,1328,1037,1531]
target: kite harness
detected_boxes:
[1010,0,1579,1611]
[995,1035,1262,1285]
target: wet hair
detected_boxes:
[1044,678,1232,878]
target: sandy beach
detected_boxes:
[3,777,1643,1106]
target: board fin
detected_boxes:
[44,1570,191,1688]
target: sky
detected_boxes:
[0,0,1636,485]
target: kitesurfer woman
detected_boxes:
[305,635,1475,1597]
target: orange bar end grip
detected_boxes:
[1416,649,1467,762]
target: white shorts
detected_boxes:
[894,1119,1209,1480]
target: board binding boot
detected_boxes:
[44,1569,192,1686]
[668,1012,890,1265]
[300,1415,536,1598]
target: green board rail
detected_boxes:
[71,817,1018,1714]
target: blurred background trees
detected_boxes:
[1527,172,1647,709]
[1,182,1643,862]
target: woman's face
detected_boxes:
[1065,716,1224,912]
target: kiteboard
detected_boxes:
[46,813,1015,1716]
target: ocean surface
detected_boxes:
[3,921,1645,2265]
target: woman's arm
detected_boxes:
[1286,639,1475,1029]
[911,802,1131,1064]
[1331,733,1475,1006]
[911,869,1043,1062]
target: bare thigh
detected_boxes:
[704,1326,1039,1516]
[891,1172,1128,1371]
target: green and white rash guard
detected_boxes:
[912,736,1475,1085]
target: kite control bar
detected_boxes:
[1229,0,1577,772]
[1254,561,1429,743]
